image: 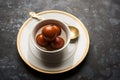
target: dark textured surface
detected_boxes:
[0,0,120,80]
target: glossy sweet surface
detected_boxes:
[36,24,64,50]
[52,25,61,36]
[51,37,64,49]
[42,25,58,41]
[36,34,48,47]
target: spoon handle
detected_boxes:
[29,11,43,20]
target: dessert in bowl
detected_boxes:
[30,19,71,63]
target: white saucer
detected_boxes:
[17,10,90,74]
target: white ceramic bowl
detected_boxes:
[30,19,71,63]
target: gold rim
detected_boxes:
[17,10,90,74]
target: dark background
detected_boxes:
[0,0,120,80]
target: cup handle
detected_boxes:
[29,11,43,21]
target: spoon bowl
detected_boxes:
[69,26,79,39]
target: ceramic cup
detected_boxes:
[30,19,71,63]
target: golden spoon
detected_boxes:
[69,26,79,39]
[29,11,79,39]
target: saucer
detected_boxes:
[17,10,90,74]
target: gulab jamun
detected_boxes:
[51,37,65,49]
[52,25,61,36]
[36,34,48,47]
[42,25,58,41]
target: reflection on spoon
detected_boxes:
[69,26,79,40]
[29,11,79,39]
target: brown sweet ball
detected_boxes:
[52,25,61,36]
[42,25,58,41]
[36,34,48,47]
[51,37,65,49]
